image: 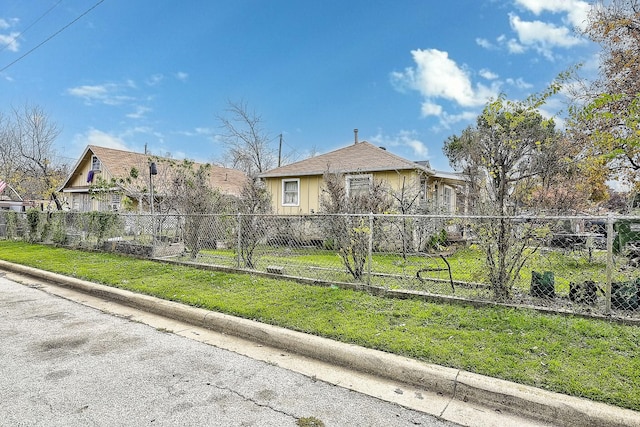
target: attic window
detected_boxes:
[91,155,101,171]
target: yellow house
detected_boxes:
[58,145,247,212]
[259,141,466,214]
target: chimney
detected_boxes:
[354,128,359,144]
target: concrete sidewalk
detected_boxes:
[1,259,638,427]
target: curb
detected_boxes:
[2,259,639,427]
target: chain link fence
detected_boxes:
[2,210,639,318]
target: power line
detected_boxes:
[0,0,105,74]
[0,0,63,54]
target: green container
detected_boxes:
[611,280,640,310]
[531,271,555,299]
[613,220,640,254]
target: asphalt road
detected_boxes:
[0,275,459,427]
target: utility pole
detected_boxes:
[278,134,283,167]
[149,161,157,242]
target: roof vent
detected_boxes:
[354,128,359,144]
[379,146,386,150]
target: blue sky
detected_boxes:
[0,0,598,172]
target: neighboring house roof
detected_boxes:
[414,161,465,182]
[259,141,435,178]
[0,181,23,202]
[59,145,247,197]
[431,169,466,182]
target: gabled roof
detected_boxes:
[59,145,247,196]
[259,141,434,178]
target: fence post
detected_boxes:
[367,213,373,286]
[605,214,614,314]
[236,213,241,268]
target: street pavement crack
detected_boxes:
[208,382,298,421]
[439,369,460,418]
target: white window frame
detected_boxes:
[110,194,121,211]
[443,186,453,212]
[420,177,428,201]
[345,174,372,198]
[282,178,300,207]
[91,155,101,171]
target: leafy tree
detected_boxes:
[443,88,564,299]
[573,93,640,193]
[444,92,567,215]
[569,0,640,194]
[520,134,594,213]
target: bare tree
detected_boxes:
[153,158,233,258]
[236,177,272,269]
[217,100,278,177]
[388,174,423,258]
[0,104,67,208]
[320,171,392,281]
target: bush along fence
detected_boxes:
[2,209,640,319]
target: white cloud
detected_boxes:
[175,71,189,82]
[507,38,526,54]
[75,129,129,151]
[420,101,443,117]
[0,17,19,30]
[391,49,502,127]
[438,111,479,130]
[514,0,591,30]
[0,32,19,52]
[146,74,164,86]
[510,13,584,56]
[67,84,109,99]
[391,49,500,110]
[176,127,214,138]
[126,105,151,119]
[505,77,533,89]
[482,2,591,60]
[121,126,164,140]
[0,16,20,52]
[479,69,499,80]
[67,82,135,106]
[476,38,494,50]
[370,130,429,158]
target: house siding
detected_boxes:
[265,175,322,214]
[258,141,466,215]
[60,145,247,213]
[265,171,425,215]
[64,152,119,212]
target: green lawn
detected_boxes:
[192,244,624,297]
[1,240,639,412]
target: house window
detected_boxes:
[91,155,101,171]
[282,179,300,206]
[420,177,428,201]
[346,174,372,198]
[443,186,453,212]
[110,194,121,211]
